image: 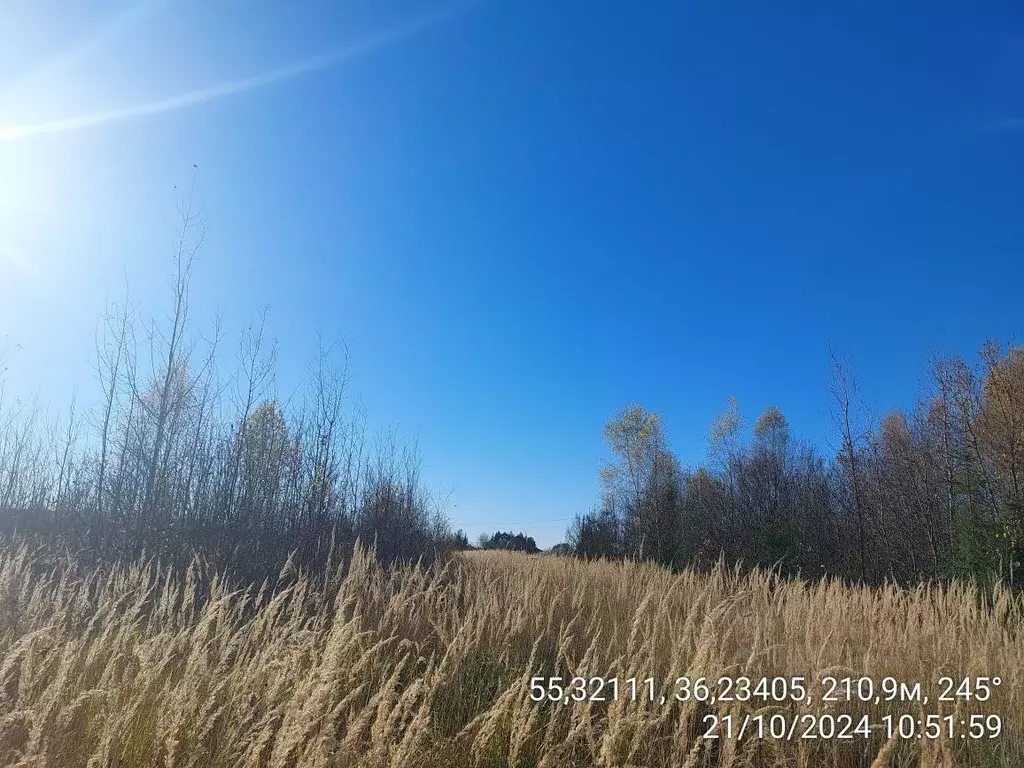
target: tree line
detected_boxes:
[2,185,1020,587]
[568,344,1024,587]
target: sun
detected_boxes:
[0,132,90,285]
[0,141,53,278]
[0,146,34,274]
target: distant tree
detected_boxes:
[740,405,800,568]
[567,502,622,559]
[601,403,682,564]
[975,343,1024,583]
[480,530,540,554]
[709,396,744,472]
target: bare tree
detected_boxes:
[130,169,206,522]
[223,306,277,522]
[92,295,135,524]
[829,347,871,582]
[51,391,82,514]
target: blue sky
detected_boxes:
[1,0,1021,546]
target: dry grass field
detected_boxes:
[0,541,1020,767]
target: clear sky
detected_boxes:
[1,0,1021,547]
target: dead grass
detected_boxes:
[0,543,1019,767]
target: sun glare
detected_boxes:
[0,137,85,283]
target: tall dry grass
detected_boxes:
[0,541,1019,767]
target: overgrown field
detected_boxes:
[0,542,1020,767]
